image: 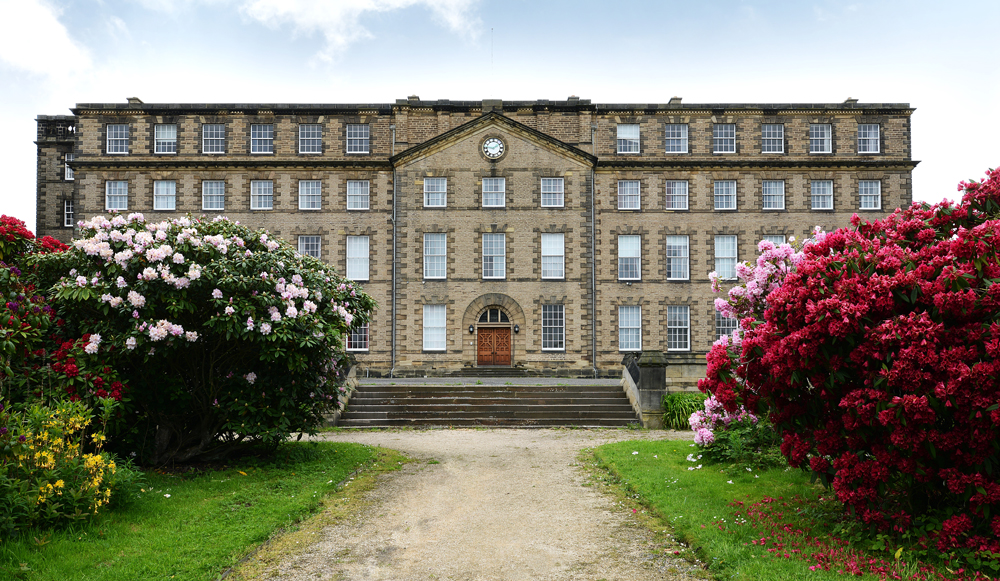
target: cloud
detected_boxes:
[0,0,91,75]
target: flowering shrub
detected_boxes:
[31,213,376,464]
[689,395,782,470]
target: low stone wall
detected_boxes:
[323,365,359,427]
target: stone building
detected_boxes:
[35,96,917,383]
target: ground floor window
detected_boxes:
[542,304,564,350]
[667,306,690,351]
[423,305,446,351]
[618,305,641,351]
[347,323,369,351]
[715,311,738,343]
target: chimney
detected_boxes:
[126,97,143,105]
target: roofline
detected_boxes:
[598,159,921,170]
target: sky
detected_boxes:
[1,0,997,232]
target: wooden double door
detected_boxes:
[477,327,512,366]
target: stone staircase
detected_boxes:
[338,382,639,428]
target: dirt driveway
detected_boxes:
[262,428,702,581]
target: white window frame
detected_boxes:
[665,235,689,281]
[617,235,641,281]
[250,180,273,210]
[713,123,736,154]
[298,124,322,154]
[347,180,370,210]
[714,180,737,210]
[423,233,446,279]
[665,180,688,210]
[202,123,225,154]
[667,305,690,351]
[298,180,322,210]
[541,178,564,207]
[106,124,129,155]
[762,180,785,210]
[250,124,274,154]
[482,177,505,208]
[761,123,784,154]
[715,235,737,280]
[618,305,641,351]
[664,124,688,153]
[64,153,74,181]
[202,180,225,211]
[859,180,882,210]
[347,323,369,352]
[618,180,640,210]
[811,180,833,210]
[423,305,446,351]
[482,233,506,279]
[858,124,880,154]
[346,236,370,281]
[716,311,739,343]
[762,235,786,246]
[617,123,639,154]
[153,180,176,211]
[154,124,177,155]
[810,124,832,154]
[298,235,321,259]
[346,124,370,154]
[105,181,128,211]
[541,233,565,279]
[63,200,74,227]
[424,177,447,208]
[541,304,565,351]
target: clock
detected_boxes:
[482,137,505,159]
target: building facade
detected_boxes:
[35,97,916,384]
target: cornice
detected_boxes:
[70,159,393,171]
[597,159,920,171]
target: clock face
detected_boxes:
[482,137,505,159]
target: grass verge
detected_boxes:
[1,441,407,581]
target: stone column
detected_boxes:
[636,350,668,428]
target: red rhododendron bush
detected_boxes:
[700,168,1000,560]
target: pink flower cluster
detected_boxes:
[689,394,758,446]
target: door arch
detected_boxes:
[476,307,512,366]
[461,293,526,368]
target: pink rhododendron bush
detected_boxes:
[699,168,1000,567]
[32,213,375,464]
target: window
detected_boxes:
[713,123,735,153]
[541,178,564,207]
[715,235,737,280]
[423,305,446,351]
[347,323,369,351]
[762,235,786,246]
[346,236,369,281]
[483,177,505,208]
[250,180,273,210]
[664,124,688,153]
[811,180,833,210]
[618,306,641,351]
[810,124,832,153]
[667,306,690,351]
[716,311,739,342]
[346,124,369,154]
[154,124,177,154]
[347,180,370,210]
[618,235,640,280]
[298,235,321,259]
[250,124,273,154]
[203,124,225,154]
[617,123,639,154]
[106,124,129,154]
[665,180,688,209]
[714,180,736,210]
[424,177,446,207]
[482,233,505,279]
[858,124,880,153]
[541,233,565,279]
[299,180,322,210]
[618,180,640,210]
[665,235,689,280]
[63,200,74,227]
[299,124,322,154]
[761,124,784,153]
[479,309,509,323]
[859,180,882,209]
[202,181,225,211]
[423,233,446,279]
[762,180,785,210]
[105,181,128,211]
[64,153,74,180]
[153,180,176,211]
[542,305,565,350]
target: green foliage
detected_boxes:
[660,391,706,430]
[701,415,785,472]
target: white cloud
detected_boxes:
[0,0,91,75]
[106,15,132,42]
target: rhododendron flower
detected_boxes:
[185,331,198,342]
[127,290,146,308]
[224,306,235,315]
[75,276,87,287]
[125,337,137,350]
[245,372,256,384]
[212,289,223,299]
[246,317,254,331]
[172,252,185,264]
[260,323,271,335]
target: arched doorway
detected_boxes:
[476,307,512,366]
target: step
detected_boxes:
[349,397,631,406]
[337,418,639,427]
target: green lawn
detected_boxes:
[1,441,387,581]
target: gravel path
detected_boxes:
[264,428,702,581]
